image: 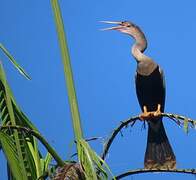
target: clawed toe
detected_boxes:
[153,104,161,117]
[139,104,162,120]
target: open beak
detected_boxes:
[100,21,123,31]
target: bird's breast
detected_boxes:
[135,66,165,112]
[137,60,158,76]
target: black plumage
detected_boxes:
[136,66,176,169]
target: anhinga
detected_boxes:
[102,21,176,169]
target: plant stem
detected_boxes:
[50,0,83,140]
[0,125,65,166]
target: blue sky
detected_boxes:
[0,0,196,179]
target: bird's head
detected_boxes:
[100,21,137,35]
[100,20,147,52]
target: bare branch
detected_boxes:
[114,168,196,179]
[101,116,140,160]
[101,112,196,161]
[162,113,196,127]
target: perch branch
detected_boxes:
[0,125,65,166]
[114,168,196,179]
[101,112,196,161]
[101,116,140,160]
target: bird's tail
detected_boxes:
[144,119,176,169]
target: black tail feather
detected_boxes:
[144,119,176,169]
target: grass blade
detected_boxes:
[78,139,115,180]
[51,0,83,140]
[0,64,38,179]
[0,43,31,80]
[184,118,189,134]
[44,152,53,172]
[51,1,115,179]
[0,131,24,179]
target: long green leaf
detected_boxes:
[78,139,98,180]
[44,152,53,172]
[27,138,42,178]
[78,139,115,180]
[0,64,38,179]
[0,64,29,179]
[51,0,83,140]
[0,43,31,80]
[0,131,24,180]
[184,118,189,134]
[50,2,114,179]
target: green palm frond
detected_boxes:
[51,0,83,140]
[0,63,41,179]
[183,118,189,134]
[0,131,25,179]
[51,1,114,179]
[43,152,53,172]
[78,139,114,180]
[0,43,31,80]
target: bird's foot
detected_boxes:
[139,106,155,120]
[153,104,162,117]
[139,104,162,121]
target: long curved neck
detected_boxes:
[131,26,147,53]
[130,26,148,62]
[129,26,157,75]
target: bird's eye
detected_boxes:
[121,21,134,27]
[121,21,126,25]
[121,21,129,27]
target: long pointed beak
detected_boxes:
[100,21,122,24]
[100,21,123,31]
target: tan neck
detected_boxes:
[132,47,157,75]
[130,27,157,75]
[130,25,147,53]
[129,25,149,61]
[131,44,149,62]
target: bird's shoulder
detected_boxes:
[136,60,158,76]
